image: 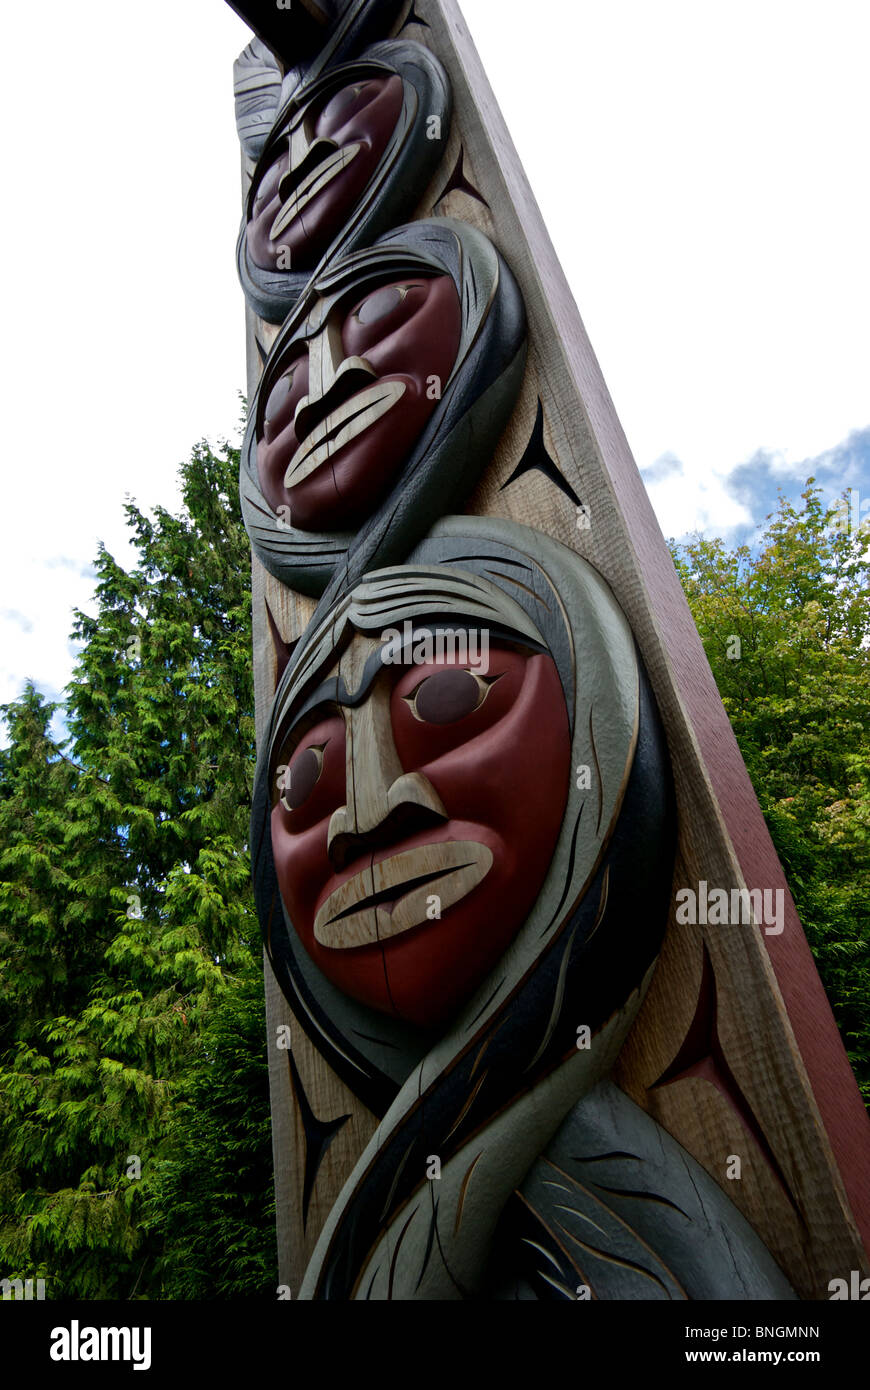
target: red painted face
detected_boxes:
[247,75,405,273]
[270,636,571,1028]
[256,274,462,530]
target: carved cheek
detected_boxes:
[260,356,309,445]
[392,653,571,881]
[251,156,284,219]
[271,715,346,932]
[256,353,310,512]
[246,154,289,270]
[342,275,462,394]
[370,655,570,1027]
[449,660,566,830]
[391,650,535,773]
[272,808,333,936]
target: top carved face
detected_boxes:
[269,627,571,1028]
[247,75,405,274]
[257,274,462,530]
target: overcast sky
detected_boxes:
[1,0,868,722]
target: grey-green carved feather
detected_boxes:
[233,39,284,159]
[493,1080,796,1300]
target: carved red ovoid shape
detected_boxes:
[256,274,462,530]
[270,644,571,1027]
[247,76,405,273]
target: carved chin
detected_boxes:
[313,841,493,950]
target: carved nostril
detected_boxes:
[387,772,447,820]
[326,798,448,873]
[293,359,378,444]
[277,138,339,204]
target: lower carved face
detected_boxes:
[270,633,571,1027]
[247,76,405,273]
[256,274,462,530]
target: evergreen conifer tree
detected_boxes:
[0,432,274,1298]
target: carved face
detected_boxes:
[257,274,462,530]
[247,75,405,273]
[270,630,571,1027]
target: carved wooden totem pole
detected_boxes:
[227,0,870,1299]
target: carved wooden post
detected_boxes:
[228,0,870,1299]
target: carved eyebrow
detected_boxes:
[273,620,540,761]
[294,272,436,340]
[273,701,338,774]
[276,656,384,747]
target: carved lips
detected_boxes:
[270,640,571,1028]
[247,76,405,273]
[313,841,494,949]
[257,274,462,530]
[282,380,407,490]
[268,144,362,245]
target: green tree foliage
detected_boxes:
[673,482,870,1101]
[0,433,274,1298]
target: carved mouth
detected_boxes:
[269,143,362,243]
[313,840,493,950]
[283,380,407,488]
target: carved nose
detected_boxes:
[327,794,447,872]
[293,359,378,444]
[326,685,447,871]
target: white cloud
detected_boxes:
[641,456,754,540]
[0,557,92,708]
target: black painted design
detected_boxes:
[228,0,404,70]
[250,517,677,1297]
[501,398,582,507]
[434,145,490,210]
[652,946,802,1218]
[231,1,409,159]
[286,1050,351,1228]
[400,1,431,30]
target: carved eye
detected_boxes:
[318,79,386,137]
[280,742,326,811]
[322,82,371,124]
[404,670,498,726]
[355,283,419,326]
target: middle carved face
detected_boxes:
[256,274,462,531]
[270,629,571,1028]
